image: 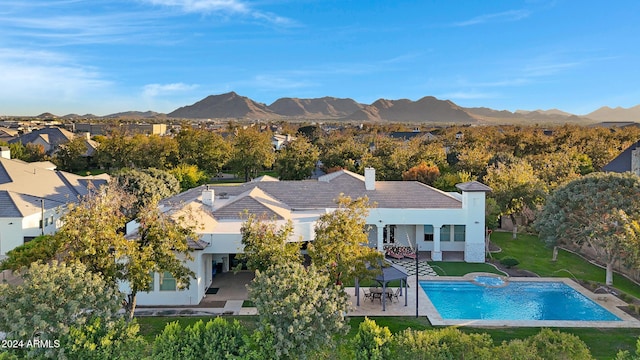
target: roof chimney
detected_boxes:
[202,185,215,207]
[0,146,9,159]
[364,167,376,191]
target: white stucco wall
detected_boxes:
[0,218,24,256]
[123,253,206,306]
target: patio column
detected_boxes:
[432,225,442,261]
[376,224,384,252]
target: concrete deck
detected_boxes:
[134,269,640,329]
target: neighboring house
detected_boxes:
[0,127,18,143]
[389,131,436,141]
[603,140,640,176]
[272,134,295,150]
[124,167,490,306]
[0,151,108,257]
[590,122,640,129]
[72,123,168,136]
[8,127,98,156]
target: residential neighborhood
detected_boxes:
[1,119,640,358]
[3,0,640,357]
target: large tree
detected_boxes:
[236,215,302,272]
[115,168,181,216]
[94,130,135,170]
[0,261,122,357]
[130,133,179,170]
[228,127,275,182]
[483,159,547,236]
[307,195,383,286]
[120,202,196,319]
[54,135,89,173]
[56,185,133,282]
[275,137,320,180]
[247,262,350,360]
[175,128,231,175]
[535,172,640,285]
[55,185,195,319]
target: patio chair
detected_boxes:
[363,288,373,302]
[392,288,401,302]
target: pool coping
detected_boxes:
[421,273,640,328]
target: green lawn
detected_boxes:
[134,231,640,359]
[428,261,506,276]
[490,231,640,299]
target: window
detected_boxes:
[148,271,155,291]
[382,225,396,244]
[159,272,176,291]
[424,225,434,241]
[23,237,36,243]
[454,225,466,242]
[440,225,451,241]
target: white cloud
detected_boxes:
[0,48,110,98]
[142,83,199,97]
[141,0,294,25]
[453,10,531,27]
[144,0,248,13]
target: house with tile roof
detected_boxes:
[126,167,490,306]
[0,151,108,257]
[8,126,98,157]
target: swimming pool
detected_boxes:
[420,279,621,321]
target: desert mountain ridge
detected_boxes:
[13,91,640,124]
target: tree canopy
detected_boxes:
[248,262,350,359]
[308,195,383,285]
[0,261,122,357]
[236,215,302,272]
[275,137,320,180]
[535,172,640,285]
[228,127,275,182]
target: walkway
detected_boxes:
[386,258,437,276]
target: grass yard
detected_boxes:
[135,231,640,359]
[490,231,640,299]
[428,261,506,276]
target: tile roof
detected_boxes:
[0,157,104,217]
[455,181,492,192]
[161,169,467,221]
[8,127,75,149]
[213,187,291,220]
[0,191,21,217]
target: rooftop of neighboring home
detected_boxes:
[8,126,98,156]
[603,140,640,173]
[0,155,108,218]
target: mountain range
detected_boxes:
[40,91,640,124]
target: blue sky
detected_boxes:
[2,0,639,116]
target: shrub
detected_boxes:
[152,318,245,360]
[391,327,494,359]
[500,256,520,268]
[353,317,392,360]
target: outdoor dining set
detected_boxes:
[363,287,402,303]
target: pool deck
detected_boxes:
[413,273,640,328]
[136,271,640,328]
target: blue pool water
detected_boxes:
[420,280,621,321]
